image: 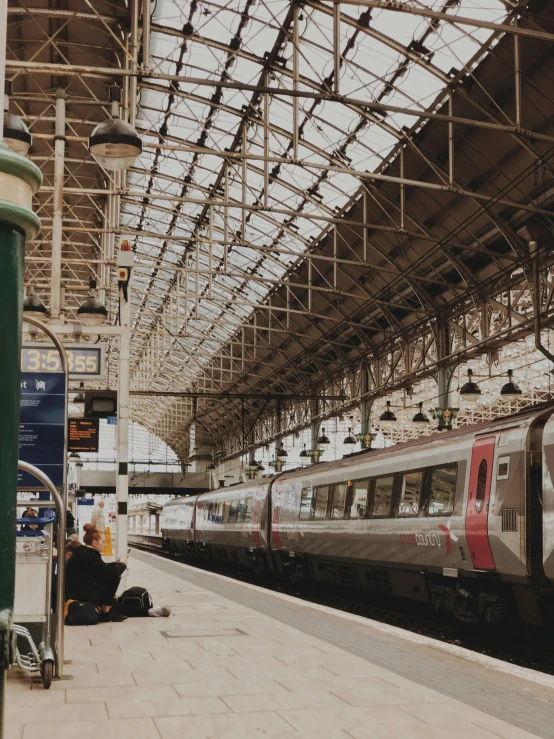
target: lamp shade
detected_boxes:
[23,294,48,320]
[89,118,142,171]
[77,296,108,326]
[343,428,357,446]
[206,462,216,470]
[412,402,429,423]
[460,369,481,403]
[4,110,32,155]
[299,444,308,459]
[276,444,288,458]
[380,401,397,422]
[500,369,522,396]
[316,428,330,448]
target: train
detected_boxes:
[160,403,554,627]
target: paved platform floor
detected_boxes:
[5,552,554,739]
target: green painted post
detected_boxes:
[0,142,41,735]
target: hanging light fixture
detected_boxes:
[77,296,108,327]
[88,85,142,171]
[276,443,288,458]
[379,401,397,422]
[412,402,429,424]
[256,462,265,472]
[299,444,308,459]
[460,368,481,403]
[206,461,216,470]
[500,369,522,396]
[23,294,48,320]
[316,428,330,448]
[3,81,32,155]
[248,458,259,471]
[343,427,357,447]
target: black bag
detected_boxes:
[116,586,153,617]
[65,600,100,626]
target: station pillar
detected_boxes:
[0,143,41,735]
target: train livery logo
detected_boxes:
[438,520,458,555]
[400,520,458,555]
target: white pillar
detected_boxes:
[50,90,66,320]
[116,280,131,558]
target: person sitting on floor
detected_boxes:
[65,523,129,622]
[65,524,171,622]
[65,537,82,562]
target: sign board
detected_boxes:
[22,343,106,380]
[19,372,65,489]
[107,416,117,425]
[68,418,99,453]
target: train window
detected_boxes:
[427,464,458,516]
[313,486,330,519]
[398,471,422,517]
[331,483,347,519]
[299,487,314,520]
[227,500,238,523]
[210,502,218,524]
[244,497,254,523]
[371,476,394,517]
[350,480,368,519]
[475,460,487,514]
[236,500,247,523]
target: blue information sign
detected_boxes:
[19,372,65,489]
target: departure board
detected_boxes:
[68,418,99,453]
[22,343,105,380]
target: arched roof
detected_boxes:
[9,0,554,459]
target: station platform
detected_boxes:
[5,551,554,739]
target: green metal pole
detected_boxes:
[0,142,41,736]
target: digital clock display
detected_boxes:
[21,343,106,380]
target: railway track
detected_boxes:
[129,535,554,676]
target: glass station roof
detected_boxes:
[123,0,511,396]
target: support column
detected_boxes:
[310,398,319,450]
[435,321,457,430]
[0,149,41,737]
[359,362,371,434]
[49,89,65,320]
[116,265,131,559]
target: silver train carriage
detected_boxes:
[161,404,554,626]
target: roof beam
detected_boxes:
[339,1,554,43]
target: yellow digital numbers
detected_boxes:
[46,350,60,371]
[22,344,104,378]
[26,349,41,371]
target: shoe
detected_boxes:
[148,605,171,617]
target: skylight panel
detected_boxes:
[127,0,513,411]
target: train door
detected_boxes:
[465,437,496,570]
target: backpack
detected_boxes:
[64,600,100,626]
[116,586,153,617]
